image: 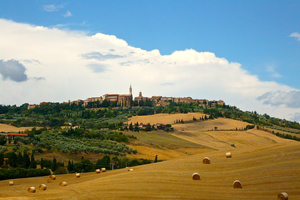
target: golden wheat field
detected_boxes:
[1,115,300,200]
[0,124,34,132]
[127,113,206,125]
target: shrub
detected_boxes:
[54,166,68,174]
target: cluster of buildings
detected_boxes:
[28,85,225,109]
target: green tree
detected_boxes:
[23,151,31,169]
[154,155,158,163]
[111,156,120,169]
[96,155,110,169]
[40,158,44,169]
[67,160,74,172]
[0,152,4,166]
[129,123,133,131]
[80,159,95,172]
[30,153,36,168]
[17,152,23,167]
[0,136,6,145]
[51,157,57,171]
[8,152,17,168]
[145,123,152,132]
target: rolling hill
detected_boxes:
[1,115,300,200]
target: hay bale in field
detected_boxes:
[39,184,47,191]
[233,180,242,189]
[76,173,80,178]
[226,152,232,158]
[60,182,67,187]
[101,168,106,172]
[8,181,14,186]
[28,187,36,193]
[192,173,200,180]
[95,169,101,174]
[49,175,56,180]
[277,192,289,200]
[128,169,133,172]
[203,157,211,164]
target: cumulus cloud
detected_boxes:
[0,60,28,82]
[266,65,281,78]
[43,4,64,12]
[291,113,300,122]
[257,90,300,108]
[87,63,108,73]
[290,32,300,41]
[0,18,299,121]
[81,52,124,61]
[22,59,41,64]
[63,11,72,18]
[32,77,45,81]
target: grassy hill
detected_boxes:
[1,114,300,199]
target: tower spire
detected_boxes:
[129,84,132,96]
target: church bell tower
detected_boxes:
[129,85,132,96]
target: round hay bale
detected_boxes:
[101,168,106,172]
[233,180,242,189]
[8,181,14,186]
[277,192,289,200]
[60,182,67,187]
[49,175,56,180]
[95,169,101,174]
[226,152,232,158]
[192,173,201,180]
[28,187,36,193]
[47,178,53,183]
[39,184,47,191]
[203,157,211,164]
[128,169,133,172]
[76,173,80,178]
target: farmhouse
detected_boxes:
[0,133,28,140]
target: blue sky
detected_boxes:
[0,0,300,121]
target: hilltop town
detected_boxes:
[28,85,225,109]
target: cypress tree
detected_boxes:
[9,152,17,168]
[154,155,158,163]
[0,152,3,166]
[67,160,71,172]
[30,152,37,168]
[17,152,23,167]
[41,158,44,169]
[23,151,31,169]
[51,157,57,171]
[71,160,74,171]
[129,122,133,131]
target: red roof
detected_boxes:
[7,133,28,137]
[156,123,166,125]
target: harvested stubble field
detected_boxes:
[128,113,206,125]
[0,124,35,132]
[1,115,300,200]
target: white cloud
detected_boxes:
[0,18,299,121]
[63,11,72,18]
[266,65,281,78]
[291,113,300,122]
[0,59,28,82]
[257,90,300,108]
[43,4,64,12]
[290,32,300,41]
